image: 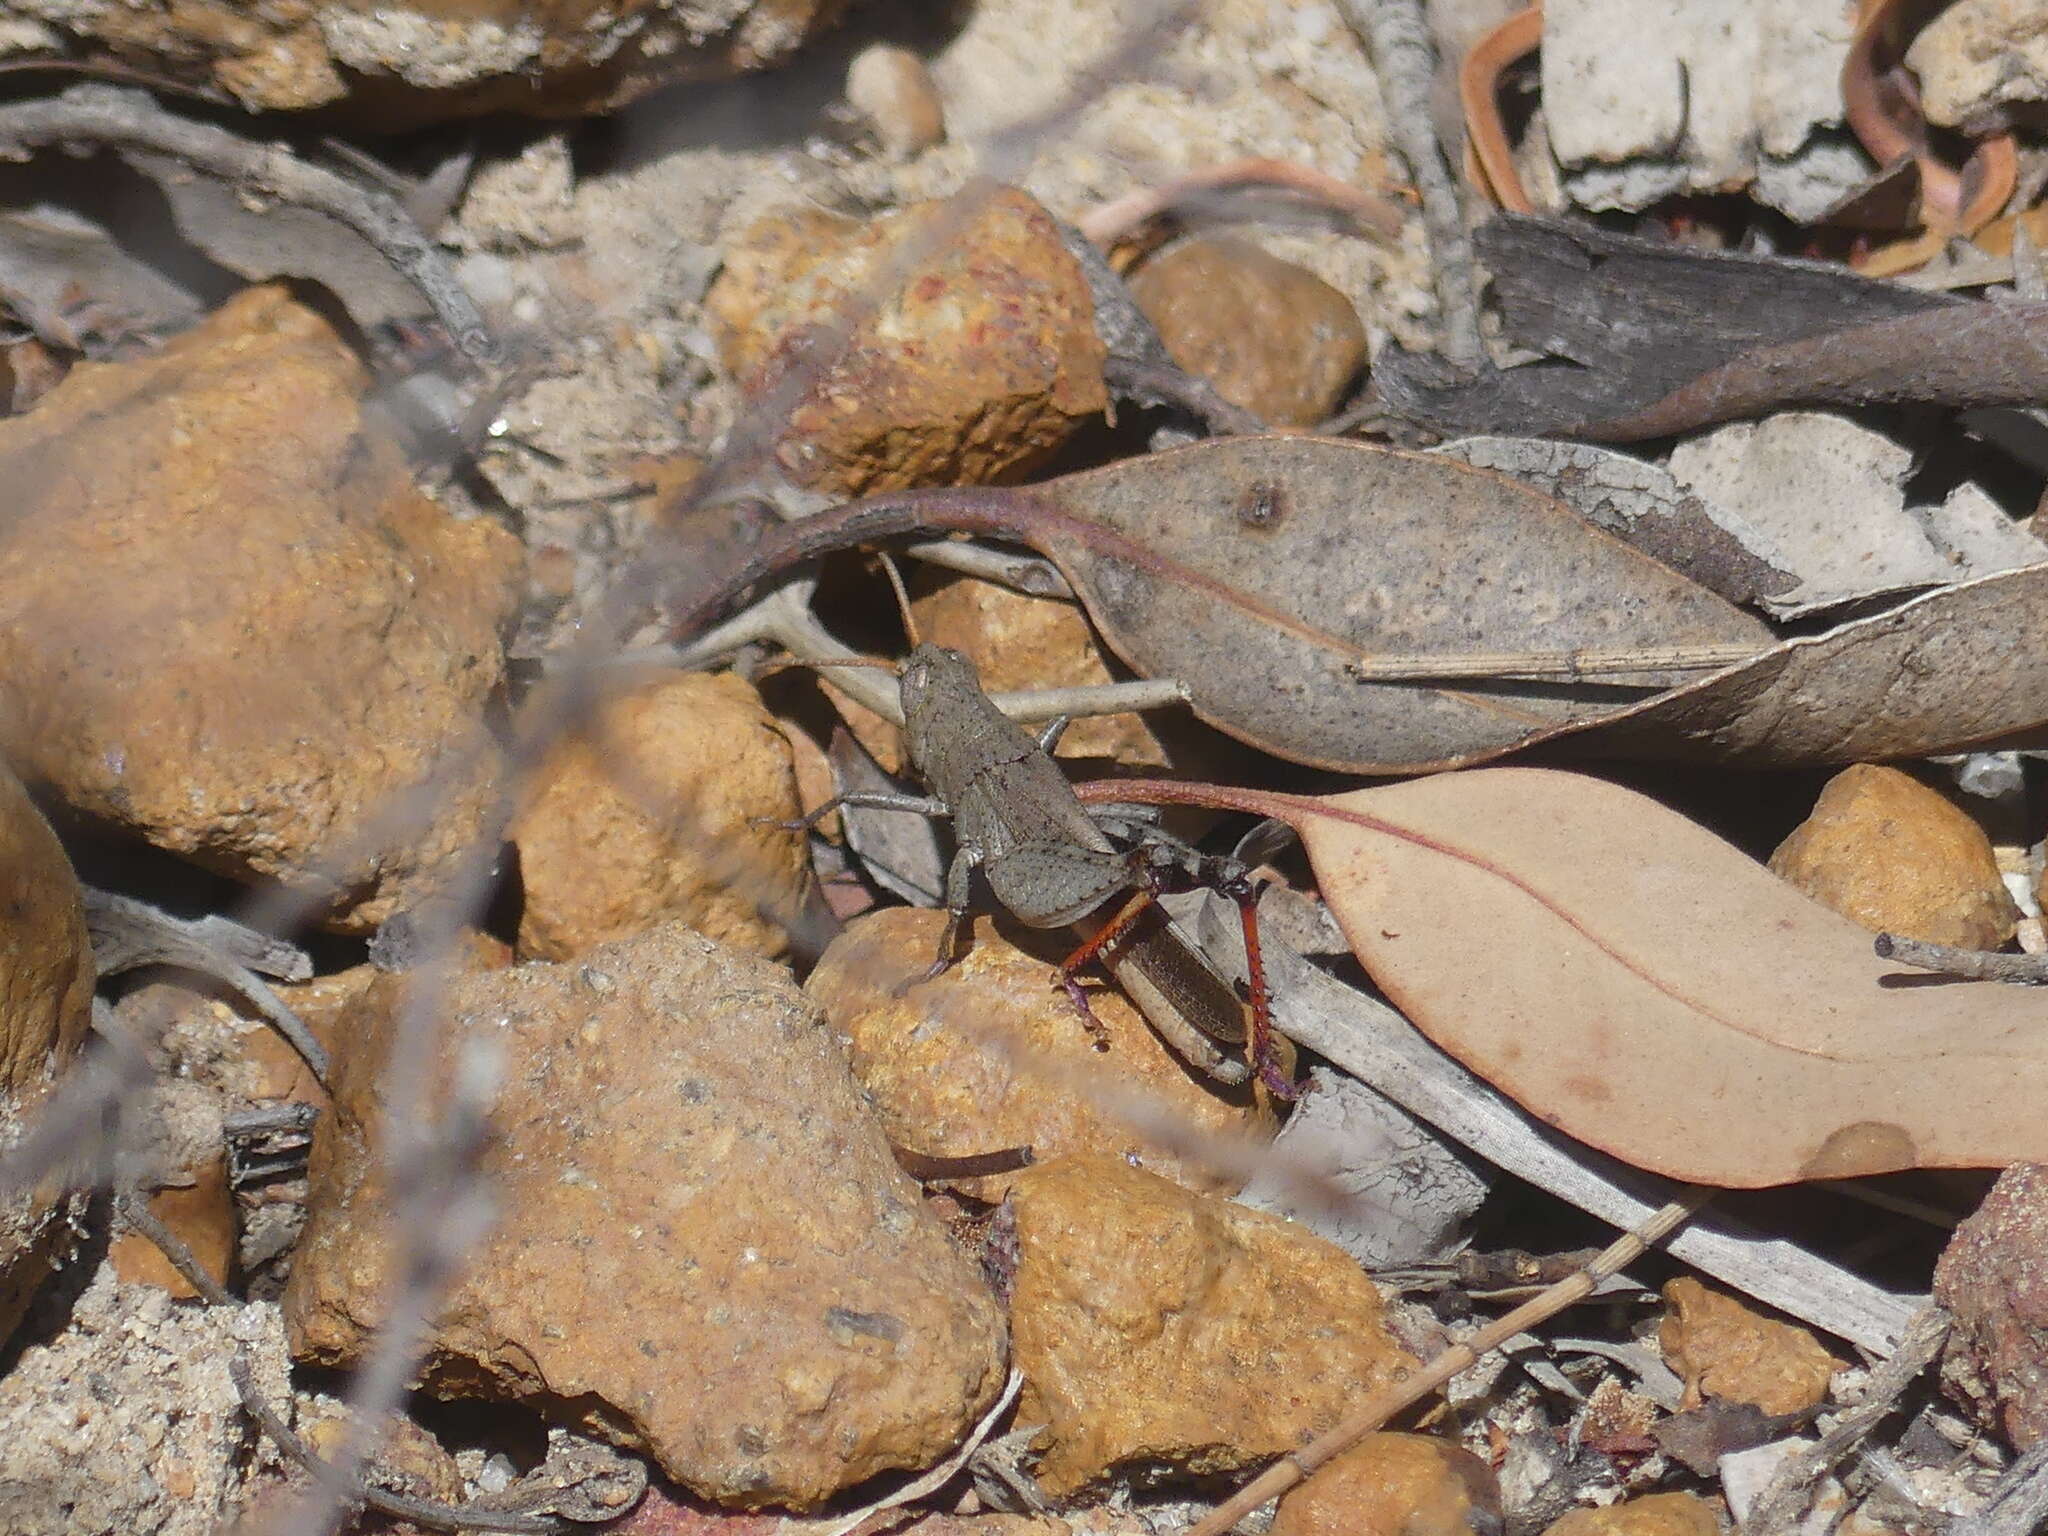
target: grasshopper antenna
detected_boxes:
[877,551,921,647]
[751,653,900,681]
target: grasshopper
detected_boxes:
[795,643,1294,1098]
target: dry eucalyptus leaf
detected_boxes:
[0,204,203,350]
[1034,437,1773,771]
[1291,767,2048,1188]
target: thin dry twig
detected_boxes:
[1875,933,2048,984]
[1344,641,1765,682]
[659,583,1190,726]
[1336,0,1483,365]
[1102,356,1266,436]
[818,1371,1026,1536]
[258,883,509,1536]
[898,538,1070,597]
[83,887,329,1085]
[231,1354,565,1535]
[0,83,498,366]
[1184,1188,1715,1536]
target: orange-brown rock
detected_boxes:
[808,908,1271,1200]
[108,1080,236,1300]
[0,287,522,933]
[511,670,810,962]
[910,574,1169,769]
[0,758,94,1346]
[1769,765,2017,950]
[0,1,843,123]
[1128,237,1369,428]
[705,187,1107,496]
[1659,1277,1843,1416]
[1006,1155,1419,1494]
[1271,1432,1500,1536]
[1540,1493,1720,1536]
[283,921,1005,1509]
[1935,1162,2048,1448]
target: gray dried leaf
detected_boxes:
[1583,564,2048,763]
[0,203,201,349]
[130,156,432,332]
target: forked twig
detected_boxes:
[1184,1188,1714,1535]
[83,887,329,1085]
[659,582,1189,726]
[0,84,498,366]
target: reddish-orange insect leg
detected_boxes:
[1230,881,1297,1100]
[1054,889,1156,1049]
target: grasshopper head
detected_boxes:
[898,642,980,776]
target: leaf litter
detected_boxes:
[18,5,2048,1536]
[671,429,2048,772]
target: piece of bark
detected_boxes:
[1374,215,1955,439]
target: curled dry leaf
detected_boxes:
[1583,566,2048,765]
[1092,769,2048,1188]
